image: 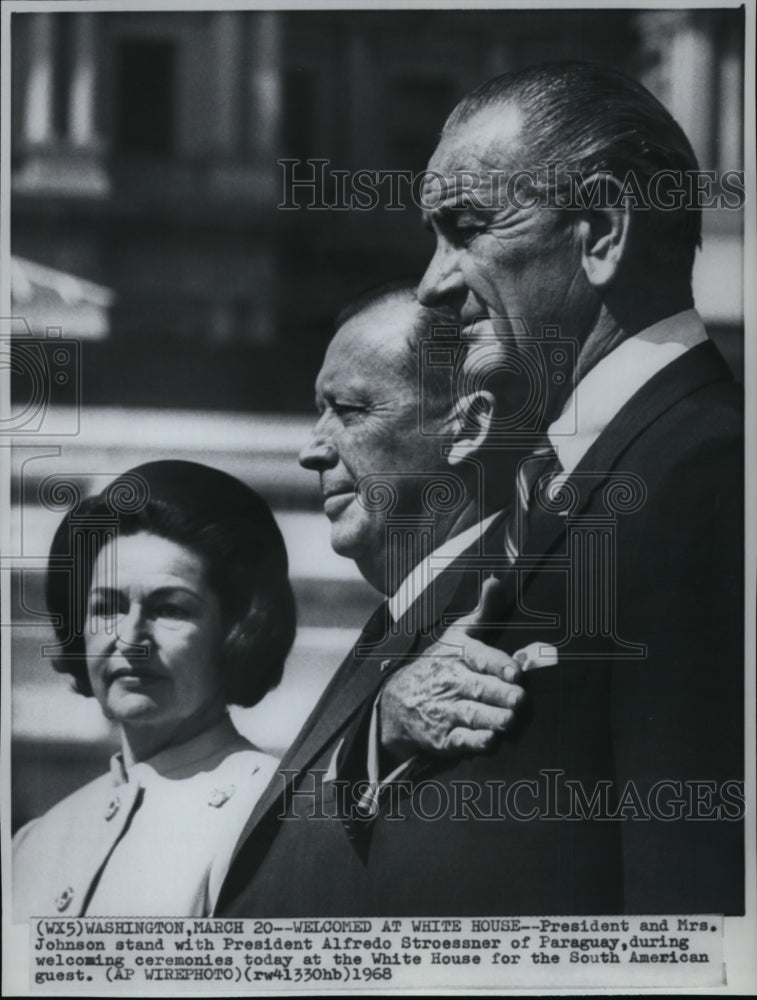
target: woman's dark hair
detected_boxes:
[45,460,296,708]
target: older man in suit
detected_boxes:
[217,280,627,917]
[218,62,743,917]
[215,284,570,915]
[380,61,744,913]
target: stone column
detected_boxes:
[346,31,374,166]
[246,11,283,166]
[667,13,717,168]
[68,13,98,147]
[23,13,55,145]
[213,11,243,153]
[717,47,743,171]
[635,10,717,168]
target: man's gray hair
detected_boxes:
[445,61,702,280]
[335,280,460,417]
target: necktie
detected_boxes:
[504,443,561,563]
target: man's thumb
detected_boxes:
[453,575,505,638]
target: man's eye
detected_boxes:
[435,215,483,249]
[452,223,485,247]
[333,402,365,417]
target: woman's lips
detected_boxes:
[108,667,164,686]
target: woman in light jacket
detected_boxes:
[13,460,295,918]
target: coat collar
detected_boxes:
[524,339,734,576]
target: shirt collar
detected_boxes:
[388,511,502,623]
[110,715,250,785]
[547,309,707,475]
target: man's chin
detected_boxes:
[329,530,362,561]
[330,526,374,563]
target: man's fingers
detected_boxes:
[452,636,521,683]
[442,728,497,755]
[452,700,516,733]
[454,669,524,710]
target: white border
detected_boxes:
[1,1,754,995]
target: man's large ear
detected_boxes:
[446,390,496,466]
[574,174,632,289]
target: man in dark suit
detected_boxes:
[215,284,566,916]
[380,61,744,913]
[218,63,743,916]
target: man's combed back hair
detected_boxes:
[336,280,460,417]
[445,61,702,280]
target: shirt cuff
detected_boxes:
[350,696,417,819]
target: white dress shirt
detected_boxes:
[388,511,502,623]
[547,309,707,474]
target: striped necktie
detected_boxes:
[504,443,561,563]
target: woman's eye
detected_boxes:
[154,603,189,620]
[88,594,121,618]
[89,602,117,618]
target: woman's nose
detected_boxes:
[115,605,149,651]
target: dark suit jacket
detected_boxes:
[217,340,743,917]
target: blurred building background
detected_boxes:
[8,7,745,830]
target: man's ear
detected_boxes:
[574,174,632,289]
[446,390,496,466]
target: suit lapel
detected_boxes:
[274,515,509,784]
[230,604,418,850]
[519,340,734,579]
[276,602,389,770]
[229,515,507,853]
[281,626,418,782]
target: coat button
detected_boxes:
[104,796,120,820]
[208,785,236,808]
[55,887,74,912]
[380,659,392,672]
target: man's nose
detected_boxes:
[418,243,466,307]
[299,434,338,472]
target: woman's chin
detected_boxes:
[105,691,164,727]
